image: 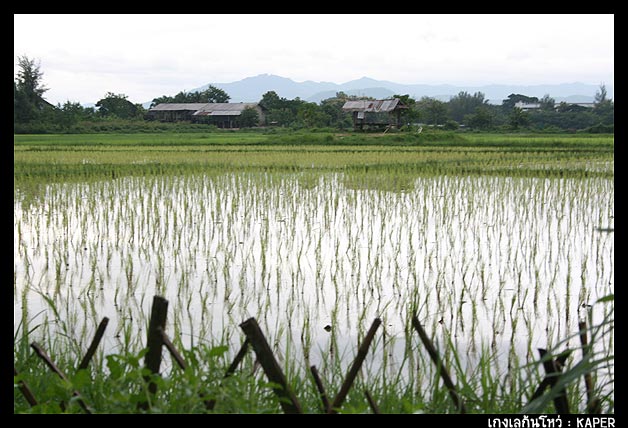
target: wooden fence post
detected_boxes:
[77,317,109,371]
[309,365,331,413]
[14,366,38,407]
[240,317,302,414]
[138,295,168,411]
[328,318,381,414]
[536,348,571,414]
[578,321,601,414]
[411,314,466,414]
[365,390,381,414]
[30,342,92,413]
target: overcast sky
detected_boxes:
[14,14,614,106]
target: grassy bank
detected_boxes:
[13,295,614,414]
[14,132,614,189]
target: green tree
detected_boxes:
[593,83,613,126]
[555,102,583,113]
[154,86,230,106]
[259,92,306,126]
[464,105,493,130]
[56,101,85,129]
[201,85,230,103]
[508,107,530,130]
[285,97,306,117]
[528,109,599,131]
[418,97,448,125]
[594,83,609,105]
[297,102,330,128]
[320,93,352,129]
[96,92,140,119]
[335,91,351,100]
[14,81,35,124]
[173,91,201,103]
[259,91,297,125]
[14,55,50,123]
[502,93,539,111]
[172,91,192,103]
[393,94,421,125]
[150,95,175,108]
[238,107,259,128]
[266,108,294,127]
[539,94,556,111]
[259,90,285,111]
[442,120,459,130]
[448,91,487,123]
[15,56,48,105]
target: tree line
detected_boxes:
[14,56,613,133]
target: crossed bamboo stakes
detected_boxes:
[15,295,598,414]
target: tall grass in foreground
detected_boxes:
[13,294,613,413]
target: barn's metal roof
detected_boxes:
[341,98,406,113]
[149,103,208,111]
[194,110,242,116]
[149,103,260,115]
[193,103,259,116]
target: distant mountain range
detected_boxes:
[143,74,612,108]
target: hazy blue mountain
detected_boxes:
[308,87,397,102]
[190,74,338,102]
[554,95,599,103]
[154,74,611,106]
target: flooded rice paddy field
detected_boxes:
[14,171,614,389]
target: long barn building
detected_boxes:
[147,102,265,128]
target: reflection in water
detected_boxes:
[14,172,613,391]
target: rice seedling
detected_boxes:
[14,132,613,413]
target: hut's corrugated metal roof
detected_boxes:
[342,99,404,113]
[149,103,208,111]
